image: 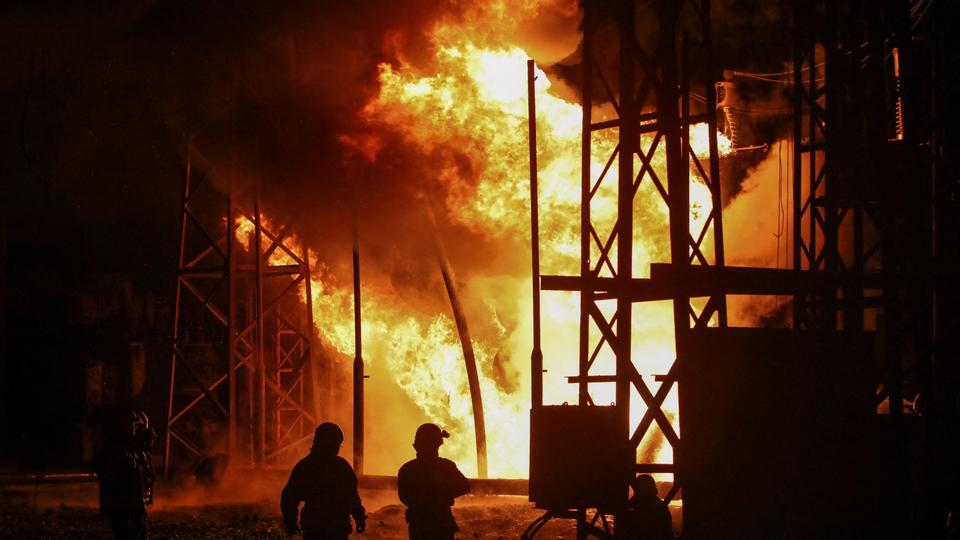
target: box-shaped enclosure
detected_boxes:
[529,404,631,511]
[679,328,905,539]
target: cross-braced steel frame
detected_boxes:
[163,144,320,477]
[792,0,959,534]
[526,0,952,537]
[537,0,726,534]
[791,0,928,414]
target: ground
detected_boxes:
[0,476,583,539]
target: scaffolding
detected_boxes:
[163,144,320,476]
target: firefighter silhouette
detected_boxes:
[621,474,673,540]
[397,423,471,540]
[281,422,366,539]
[93,409,155,540]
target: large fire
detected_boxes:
[242,1,735,478]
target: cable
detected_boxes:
[775,140,784,314]
[729,63,823,78]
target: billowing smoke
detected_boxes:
[6,0,800,477]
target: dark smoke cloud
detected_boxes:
[3,1,481,289]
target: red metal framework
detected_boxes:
[164,144,319,476]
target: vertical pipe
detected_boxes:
[617,0,635,440]
[227,163,237,461]
[701,0,727,327]
[352,226,364,475]
[164,143,191,479]
[302,243,321,428]
[929,0,941,407]
[274,319,281,445]
[808,14,818,281]
[426,201,488,478]
[661,0,689,489]
[247,289,255,465]
[821,1,838,329]
[792,0,805,328]
[528,59,543,410]
[579,1,594,407]
[254,190,266,467]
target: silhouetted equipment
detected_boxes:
[528,405,630,511]
[789,1,959,535]
[163,145,320,477]
[529,0,958,537]
[681,329,884,538]
[715,80,740,146]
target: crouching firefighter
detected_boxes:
[281,422,367,539]
[397,423,471,540]
[93,410,155,540]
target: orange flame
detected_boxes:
[247,2,737,478]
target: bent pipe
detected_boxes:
[425,198,489,479]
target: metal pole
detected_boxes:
[164,143,191,479]
[528,59,543,410]
[352,226,364,475]
[617,0,636,445]
[661,1,691,499]
[303,243,321,427]
[254,188,266,467]
[227,163,238,462]
[792,0,805,328]
[701,0,728,328]
[579,1,594,407]
[427,200,488,478]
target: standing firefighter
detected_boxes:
[622,474,673,540]
[93,410,155,540]
[397,423,471,540]
[281,422,366,539]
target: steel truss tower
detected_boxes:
[793,0,959,534]
[164,144,320,476]
[536,0,726,534]
[529,0,955,536]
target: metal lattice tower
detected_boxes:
[163,144,321,476]
[792,0,924,412]
[791,0,960,534]
[536,0,726,532]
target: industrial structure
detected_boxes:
[163,145,321,476]
[526,0,957,538]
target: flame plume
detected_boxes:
[245,1,734,478]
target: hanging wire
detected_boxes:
[726,63,824,85]
[775,139,785,315]
[730,63,823,78]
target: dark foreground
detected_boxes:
[0,480,589,539]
